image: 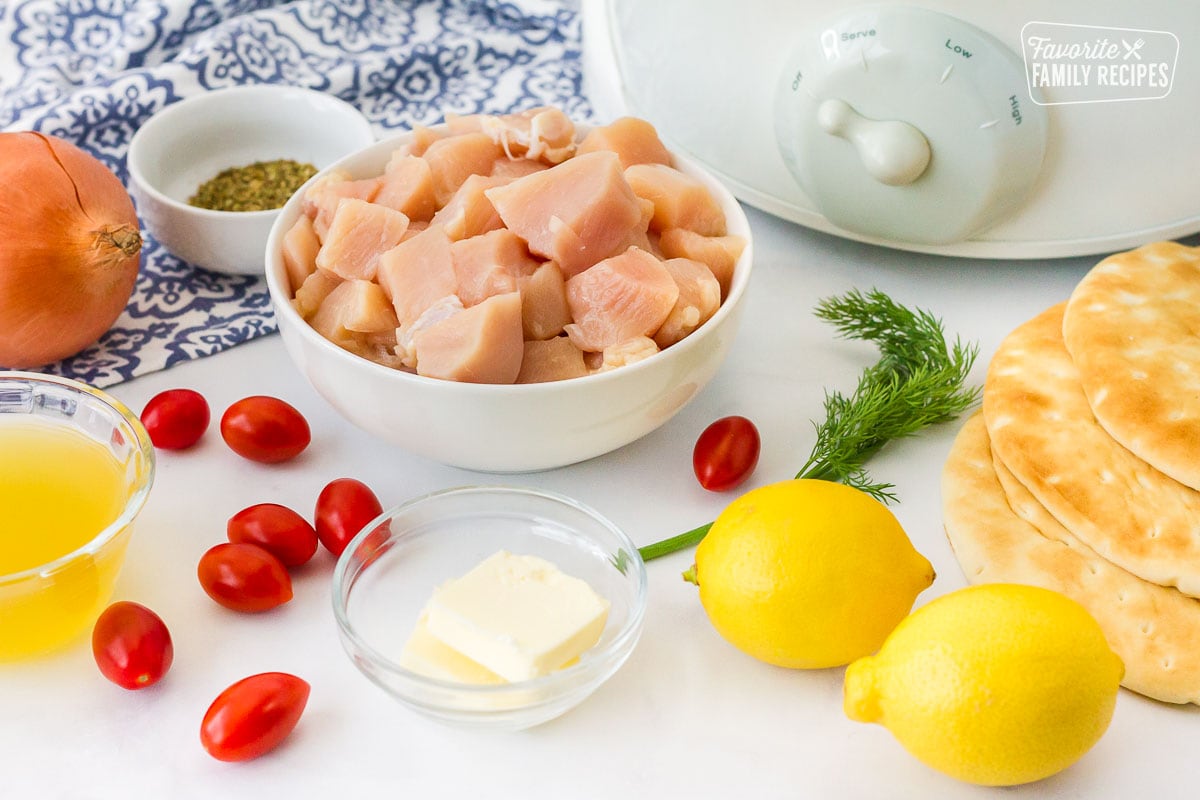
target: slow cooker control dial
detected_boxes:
[816,99,931,186]
[774,6,1047,244]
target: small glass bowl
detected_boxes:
[0,373,155,660]
[331,486,648,731]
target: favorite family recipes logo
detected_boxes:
[1021,22,1179,104]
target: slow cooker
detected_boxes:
[582,0,1199,258]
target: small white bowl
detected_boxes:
[331,485,647,731]
[127,85,375,275]
[264,124,753,472]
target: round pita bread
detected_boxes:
[982,302,1200,597]
[1063,242,1200,491]
[943,413,1200,704]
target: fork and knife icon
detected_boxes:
[1121,38,1146,60]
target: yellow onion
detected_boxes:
[0,131,142,368]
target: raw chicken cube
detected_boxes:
[392,124,444,158]
[478,106,576,165]
[608,225,656,260]
[516,337,588,383]
[603,197,656,259]
[376,225,457,329]
[653,258,721,348]
[361,325,398,351]
[563,247,679,352]
[302,171,383,241]
[292,269,342,319]
[450,228,540,307]
[401,219,430,240]
[337,325,409,372]
[444,113,484,135]
[422,132,505,207]
[489,157,549,180]
[624,163,727,236]
[594,337,660,373]
[517,261,572,340]
[430,174,507,241]
[485,151,644,278]
[375,153,438,223]
[413,292,523,384]
[282,215,320,293]
[658,229,745,300]
[636,197,655,229]
[315,198,410,282]
[395,294,464,369]
[577,117,673,169]
[310,279,400,346]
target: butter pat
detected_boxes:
[398,613,505,685]
[425,551,610,683]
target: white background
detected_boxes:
[3,209,1198,798]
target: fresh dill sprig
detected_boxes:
[796,289,980,502]
[636,288,980,563]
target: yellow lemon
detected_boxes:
[691,479,934,669]
[844,583,1124,787]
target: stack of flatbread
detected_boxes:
[942,241,1200,705]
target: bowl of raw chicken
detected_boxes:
[264,107,753,472]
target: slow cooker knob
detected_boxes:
[774,6,1048,245]
[816,99,931,187]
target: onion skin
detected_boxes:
[0,131,142,368]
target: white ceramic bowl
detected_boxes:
[127,85,375,275]
[264,127,754,472]
[331,485,647,731]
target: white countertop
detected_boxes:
[5,209,1198,798]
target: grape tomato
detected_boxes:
[220,396,310,464]
[315,478,383,557]
[91,601,174,690]
[693,415,761,492]
[198,543,293,613]
[140,389,210,450]
[200,672,310,762]
[227,503,318,567]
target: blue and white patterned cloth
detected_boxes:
[0,0,591,387]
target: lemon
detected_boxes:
[691,479,934,669]
[844,583,1124,787]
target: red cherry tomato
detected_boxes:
[220,396,310,464]
[314,478,383,557]
[91,601,174,690]
[227,503,319,568]
[200,672,310,762]
[198,543,293,612]
[693,415,761,492]
[140,389,210,450]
